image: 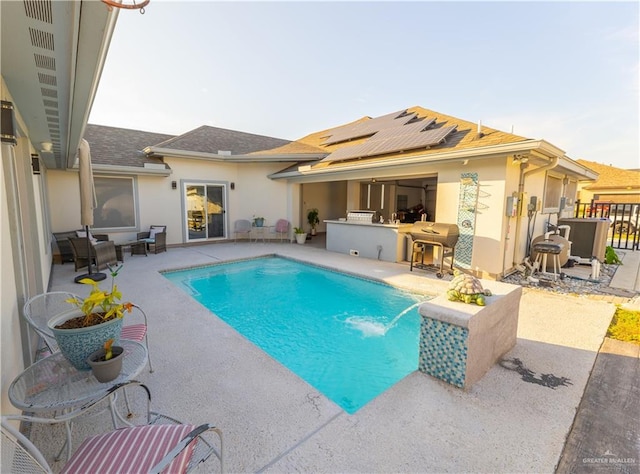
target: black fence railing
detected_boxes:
[574,200,639,250]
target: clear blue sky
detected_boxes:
[89,1,639,170]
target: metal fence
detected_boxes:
[574,200,639,250]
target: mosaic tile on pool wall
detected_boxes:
[419,317,468,388]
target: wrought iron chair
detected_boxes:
[2,382,223,473]
[23,292,153,372]
[137,225,167,254]
[233,219,252,242]
[274,219,290,242]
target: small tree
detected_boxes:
[307,208,320,233]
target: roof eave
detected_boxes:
[92,164,172,177]
[270,139,568,180]
[145,146,326,163]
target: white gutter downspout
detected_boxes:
[512,156,560,266]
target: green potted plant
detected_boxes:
[48,264,133,370]
[307,208,320,235]
[294,226,307,244]
[87,338,124,382]
[253,216,265,227]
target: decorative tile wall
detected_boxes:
[418,316,469,388]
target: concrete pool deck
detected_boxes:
[34,240,638,473]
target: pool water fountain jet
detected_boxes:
[346,301,424,337]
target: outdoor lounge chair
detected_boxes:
[68,237,118,272]
[53,231,108,264]
[138,225,167,254]
[233,219,252,242]
[23,292,154,372]
[1,382,223,474]
[274,219,290,242]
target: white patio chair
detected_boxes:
[233,219,252,242]
[2,382,223,474]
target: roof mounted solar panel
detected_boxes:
[321,124,457,163]
[322,110,415,145]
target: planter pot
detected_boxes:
[295,233,307,244]
[48,309,123,371]
[87,346,124,382]
[254,218,264,227]
[310,228,317,236]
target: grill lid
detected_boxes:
[409,222,460,247]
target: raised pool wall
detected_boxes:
[418,281,522,389]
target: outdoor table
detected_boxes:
[8,339,148,460]
[115,240,148,260]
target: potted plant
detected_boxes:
[307,208,320,236]
[48,264,133,370]
[87,338,124,382]
[253,216,265,227]
[294,226,307,244]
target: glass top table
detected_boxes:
[9,339,148,413]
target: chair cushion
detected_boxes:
[148,226,165,240]
[76,230,98,243]
[61,424,197,474]
[122,323,147,342]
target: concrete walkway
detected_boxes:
[556,248,640,473]
[29,242,639,473]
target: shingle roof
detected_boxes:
[84,124,174,167]
[293,106,529,166]
[154,125,292,155]
[577,159,640,190]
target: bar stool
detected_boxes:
[533,240,564,281]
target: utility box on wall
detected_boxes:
[558,218,609,262]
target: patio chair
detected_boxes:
[68,237,118,272]
[274,219,290,242]
[1,382,224,474]
[233,219,252,242]
[53,231,108,264]
[137,225,167,254]
[23,292,154,372]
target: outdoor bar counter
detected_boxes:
[325,219,413,262]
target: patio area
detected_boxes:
[31,239,621,473]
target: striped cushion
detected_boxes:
[61,424,197,474]
[122,324,147,342]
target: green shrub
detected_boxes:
[607,306,640,344]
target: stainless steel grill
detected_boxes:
[409,222,459,278]
[346,210,376,224]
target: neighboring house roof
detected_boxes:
[84,124,174,168]
[577,159,640,190]
[153,125,292,155]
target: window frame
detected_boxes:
[91,175,139,232]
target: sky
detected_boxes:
[89,1,640,170]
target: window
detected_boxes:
[542,173,563,213]
[93,176,137,230]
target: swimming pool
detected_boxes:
[163,256,428,413]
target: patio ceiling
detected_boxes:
[1,0,117,170]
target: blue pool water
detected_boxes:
[163,257,427,413]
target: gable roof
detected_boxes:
[154,125,293,155]
[84,124,174,168]
[577,159,640,190]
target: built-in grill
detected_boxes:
[408,222,460,278]
[346,210,377,223]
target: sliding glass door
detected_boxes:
[185,183,226,241]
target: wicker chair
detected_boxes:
[137,225,167,254]
[68,237,118,272]
[2,382,223,473]
[53,231,108,264]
